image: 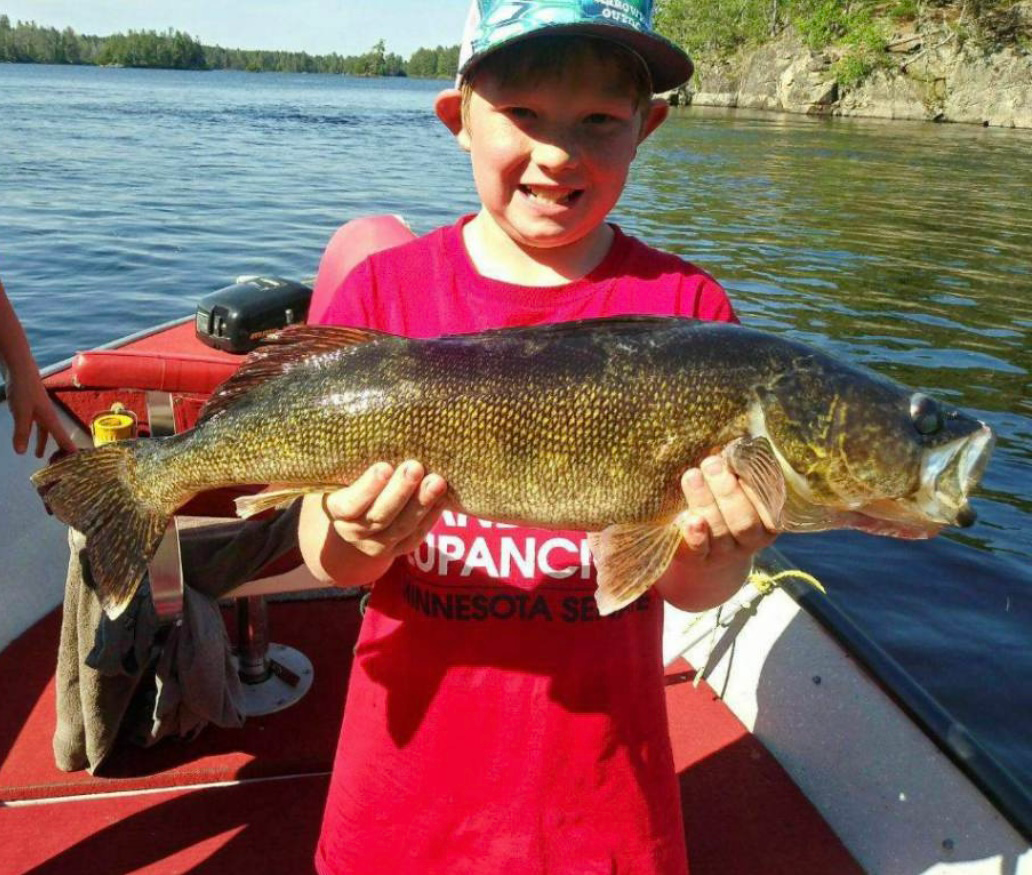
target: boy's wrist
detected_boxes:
[655,547,756,613]
[0,346,34,381]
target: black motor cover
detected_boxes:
[196,277,313,354]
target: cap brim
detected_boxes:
[461,22,694,93]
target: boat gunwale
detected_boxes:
[0,315,195,404]
[780,572,1032,843]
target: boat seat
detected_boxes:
[149,511,320,717]
[68,349,240,395]
[309,214,417,324]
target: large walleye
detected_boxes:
[33,317,994,619]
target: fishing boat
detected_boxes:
[1,219,1029,874]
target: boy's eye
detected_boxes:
[584,113,617,125]
[505,107,536,120]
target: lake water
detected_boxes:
[1,64,1030,794]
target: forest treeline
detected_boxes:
[656,0,1029,54]
[0,15,460,77]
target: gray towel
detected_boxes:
[53,528,151,773]
[125,586,245,750]
[53,503,302,773]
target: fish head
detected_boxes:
[737,354,994,539]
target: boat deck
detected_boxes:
[0,597,862,874]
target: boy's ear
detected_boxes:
[637,98,670,146]
[434,89,471,152]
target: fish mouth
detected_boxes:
[919,422,994,526]
[849,422,995,537]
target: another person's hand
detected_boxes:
[655,455,777,612]
[1,275,77,457]
[5,364,76,457]
[299,460,448,588]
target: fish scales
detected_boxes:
[148,321,754,528]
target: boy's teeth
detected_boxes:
[524,186,572,204]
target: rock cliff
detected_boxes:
[671,3,1032,128]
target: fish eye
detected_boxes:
[910,393,943,435]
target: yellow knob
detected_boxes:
[91,404,138,445]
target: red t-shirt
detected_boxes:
[315,217,736,875]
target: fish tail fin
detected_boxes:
[32,442,170,618]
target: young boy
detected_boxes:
[301,3,775,872]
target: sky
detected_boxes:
[2,0,473,57]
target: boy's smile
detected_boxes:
[519,184,580,207]
[436,50,668,282]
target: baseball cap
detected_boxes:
[456,0,694,93]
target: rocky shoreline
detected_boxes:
[667,5,1032,129]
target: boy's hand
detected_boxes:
[655,455,777,612]
[300,460,448,589]
[679,454,776,559]
[325,460,448,560]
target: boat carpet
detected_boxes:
[0,601,359,802]
[0,598,861,874]
[0,774,330,875]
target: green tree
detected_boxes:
[369,38,387,75]
[0,14,12,62]
[407,46,437,77]
[655,0,769,55]
[435,44,460,78]
[61,27,80,64]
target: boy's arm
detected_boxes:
[298,460,448,588]
[654,455,776,613]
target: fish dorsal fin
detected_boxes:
[589,519,685,616]
[197,324,390,425]
[722,436,786,530]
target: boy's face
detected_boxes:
[445,51,667,254]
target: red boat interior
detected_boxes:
[0,320,862,874]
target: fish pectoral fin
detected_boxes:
[234,485,340,519]
[589,521,684,616]
[779,494,842,532]
[722,436,786,530]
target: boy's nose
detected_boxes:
[531,136,580,171]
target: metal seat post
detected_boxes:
[149,519,185,626]
[233,594,313,716]
[236,595,271,683]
